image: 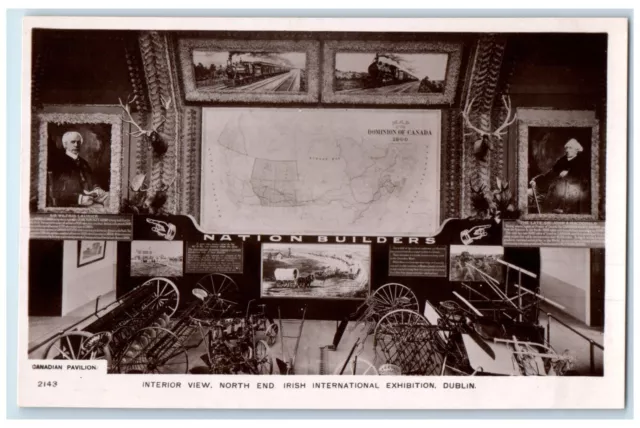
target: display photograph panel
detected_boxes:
[335,52,448,94]
[261,243,370,299]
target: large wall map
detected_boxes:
[201,108,441,236]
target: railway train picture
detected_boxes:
[334,52,448,94]
[366,54,420,88]
[192,50,307,93]
[225,55,289,86]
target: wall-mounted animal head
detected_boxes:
[125,173,176,215]
[462,95,517,161]
[118,94,172,156]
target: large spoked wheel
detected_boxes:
[334,357,379,375]
[117,327,188,374]
[371,283,420,315]
[355,283,420,334]
[265,323,279,347]
[141,277,180,318]
[44,331,112,365]
[194,273,240,318]
[254,340,273,375]
[374,309,443,376]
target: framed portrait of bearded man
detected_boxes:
[517,109,600,220]
[36,112,123,214]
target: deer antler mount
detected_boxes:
[462,95,517,161]
[118,95,172,156]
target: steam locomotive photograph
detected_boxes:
[334,52,448,94]
[261,243,370,299]
[191,50,307,93]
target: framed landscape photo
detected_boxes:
[36,112,123,214]
[260,243,370,300]
[322,40,463,105]
[77,241,106,267]
[178,38,321,103]
[517,109,600,221]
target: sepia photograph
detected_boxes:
[517,109,600,220]
[35,112,123,214]
[449,245,504,282]
[322,40,463,105]
[19,17,625,410]
[178,38,320,103]
[335,52,447,94]
[261,244,370,299]
[130,241,184,277]
[192,51,307,93]
[77,240,106,267]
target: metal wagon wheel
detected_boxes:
[333,357,379,375]
[371,283,420,314]
[194,273,240,318]
[141,277,180,318]
[374,309,444,376]
[44,331,112,365]
[355,283,419,333]
[117,326,189,374]
[254,340,273,375]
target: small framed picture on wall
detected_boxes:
[77,241,107,267]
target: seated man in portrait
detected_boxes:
[49,131,110,208]
[528,138,591,215]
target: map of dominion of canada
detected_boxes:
[201,108,441,236]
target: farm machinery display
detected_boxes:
[33,273,287,375]
[33,258,593,376]
[343,260,582,377]
[34,273,274,374]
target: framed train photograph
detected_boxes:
[178,38,321,103]
[516,109,601,221]
[321,40,464,105]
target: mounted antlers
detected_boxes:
[462,95,517,139]
[462,95,517,160]
[118,94,172,155]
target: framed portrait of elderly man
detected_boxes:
[517,109,600,220]
[36,112,123,213]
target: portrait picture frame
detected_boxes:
[517,109,600,221]
[36,111,123,214]
[322,40,464,105]
[178,38,321,104]
[77,240,107,267]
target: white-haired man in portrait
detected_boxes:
[529,138,590,214]
[49,131,109,208]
